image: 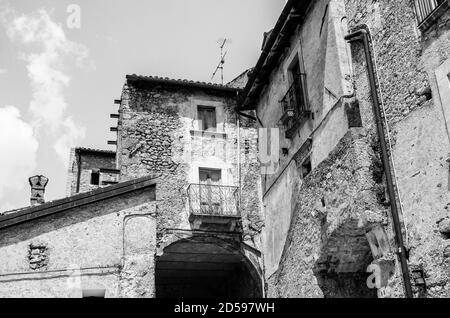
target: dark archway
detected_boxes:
[155,236,262,298]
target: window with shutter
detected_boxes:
[198,106,217,131]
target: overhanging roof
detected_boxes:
[0,175,158,230]
[237,0,314,111]
[75,147,116,156]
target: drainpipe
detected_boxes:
[76,150,82,194]
[237,113,242,215]
[345,27,413,298]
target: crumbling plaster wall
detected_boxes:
[0,188,156,298]
[257,0,356,281]
[267,128,387,298]
[117,83,262,250]
[344,0,450,297]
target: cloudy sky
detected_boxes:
[0,0,284,211]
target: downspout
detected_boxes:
[76,150,82,194]
[345,28,413,298]
[237,113,242,215]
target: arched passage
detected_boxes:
[155,236,262,298]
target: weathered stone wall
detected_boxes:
[267,128,393,297]
[344,0,450,297]
[0,188,156,298]
[117,81,262,251]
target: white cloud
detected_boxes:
[0,68,6,74]
[0,106,38,211]
[3,9,87,164]
[54,117,86,166]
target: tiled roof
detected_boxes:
[0,175,158,229]
[126,74,241,92]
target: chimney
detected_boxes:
[29,175,49,206]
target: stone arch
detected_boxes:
[155,234,263,298]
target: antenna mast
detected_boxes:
[212,38,228,85]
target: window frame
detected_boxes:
[199,167,222,184]
[197,105,217,132]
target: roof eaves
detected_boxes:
[237,0,313,111]
[0,175,158,230]
[126,74,242,93]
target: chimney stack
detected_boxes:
[29,175,49,207]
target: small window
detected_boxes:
[90,170,100,185]
[301,157,312,179]
[244,139,250,155]
[199,168,222,184]
[198,106,217,131]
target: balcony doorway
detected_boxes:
[155,236,262,298]
[199,168,223,215]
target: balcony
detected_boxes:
[280,73,311,139]
[187,184,241,232]
[414,0,448,31]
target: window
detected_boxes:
[198,106,217,132]
[280,55,310,139]
[244,139,250,155]
[414,0,448,30]
[288,59,306,115]
[199,168,222,184]
[301,157,312,179]
[90,170,100,185]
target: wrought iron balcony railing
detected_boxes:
[414,0,448,30]
[187,184,239,217]
[280,73,311,139]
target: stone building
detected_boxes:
[236,0,450,298]
[66,147,119,196]
[1,0,450,298]
[0,176,157,297]
[115,74,262,297]
[0,73,263,297]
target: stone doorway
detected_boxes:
[155,236,262,298]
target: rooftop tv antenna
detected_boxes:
[211,38,228,85]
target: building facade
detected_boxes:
[1,0,450,298]
[237,0,450,298]
[114,74,262,297]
